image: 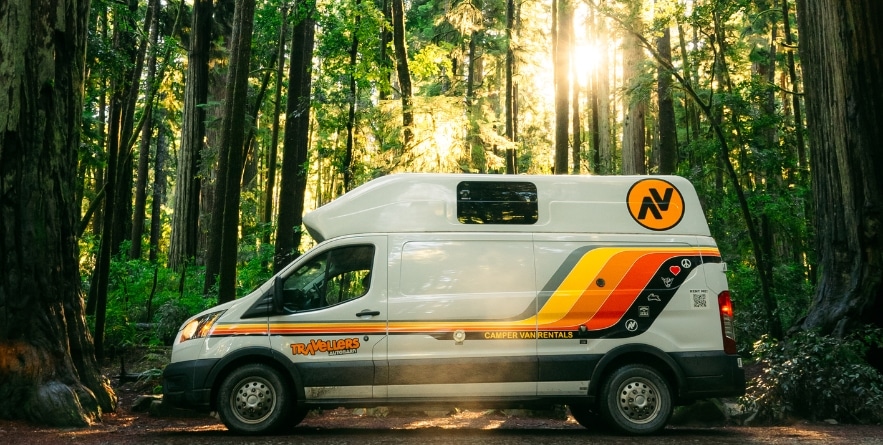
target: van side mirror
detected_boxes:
[272,276,284,314]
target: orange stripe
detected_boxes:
[543,250,650,328]
[585,252,678,329]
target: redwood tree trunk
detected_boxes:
[206,0,256,304]
[0,0,117,426]
[656,27,677,175]
[504,0,517,174]
[553,0,571,175]
[391,0,414,145]
[169,0,212,270]
[796,0,883,339]
[621,13,646,175]
[274,4,317,272]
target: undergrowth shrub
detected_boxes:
[94,238,277,353]
[743,326,883,424]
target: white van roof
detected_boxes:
[303,173,711,242]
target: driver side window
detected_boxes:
[281,244,375,313]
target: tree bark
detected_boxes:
[390,0,414,146]
[274,2,316,272]
[0,0,117,426]
[553,0,571,175]
[594,1,612,174]
[378,0,394,101]
[656,27,677,175]
[89,0,144,359]
[781,0,806,172]
[149,107,168,263]
[344,0,361,191]
[206,0,257,304]
[621,11,645,175]
[131,0,162,260]
[263,6,289,252]
[169,0,212,271]
[504,0,517,174]
[796,0,883,339]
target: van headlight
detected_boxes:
[179,311,225,343]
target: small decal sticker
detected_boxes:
[691,289,709,309]
[639,306,650,317]
[669,265,681,275]
[625,319,639,332]
[626,178,686,231]
[661,277,674,288]
[648,293,661,302]
[681,259,693,269]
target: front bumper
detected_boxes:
[162,359,220,410]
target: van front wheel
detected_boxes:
[600,364,672,435]
[217,364,291,434]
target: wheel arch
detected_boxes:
[588,344,686,401]
[205,347,305,410]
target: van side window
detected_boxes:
[457,181,538,224]
[281,244,375,313]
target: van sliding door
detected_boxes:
[385,234,538,399]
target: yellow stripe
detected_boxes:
[536,247,719,326]
[537,247,634,325]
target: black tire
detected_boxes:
[599,364,672,435]
[217,364,292,435]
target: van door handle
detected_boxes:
[356,310,380,317]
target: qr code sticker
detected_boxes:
[692,294,707,308]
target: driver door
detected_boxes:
[269,236,387,401]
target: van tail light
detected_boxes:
[718,291,737,354]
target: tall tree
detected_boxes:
[655,26,676,175]
[274,1,317,272]
[593,1,613,174]
[169,0,213,271]
[0,0,117,426]
[781,0,806,173]
[263,5,290,252]
[343,0,362,191]
[149,108,169,263]
[89,0,145,360]
[131,0,163,260]
[620,6,645,175]
[390,0,414,145]
[553,0,572,174]
[377,0,394,100]
[205,0,257,303]
[796,0,883,341]
[504,0,517,173]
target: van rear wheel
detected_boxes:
[217,364,291,434]
[600,364,672,435]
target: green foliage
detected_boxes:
[99,248,213,351]
[95,230,280,353]
[742,328,883,424]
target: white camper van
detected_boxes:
[162,174,745,435]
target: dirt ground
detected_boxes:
[1,353,882,444]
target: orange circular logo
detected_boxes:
[626,178,685,231]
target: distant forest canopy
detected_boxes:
[69,0,820,356]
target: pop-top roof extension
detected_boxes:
[302,173,711,242]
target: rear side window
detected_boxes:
[457,181,538,224]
